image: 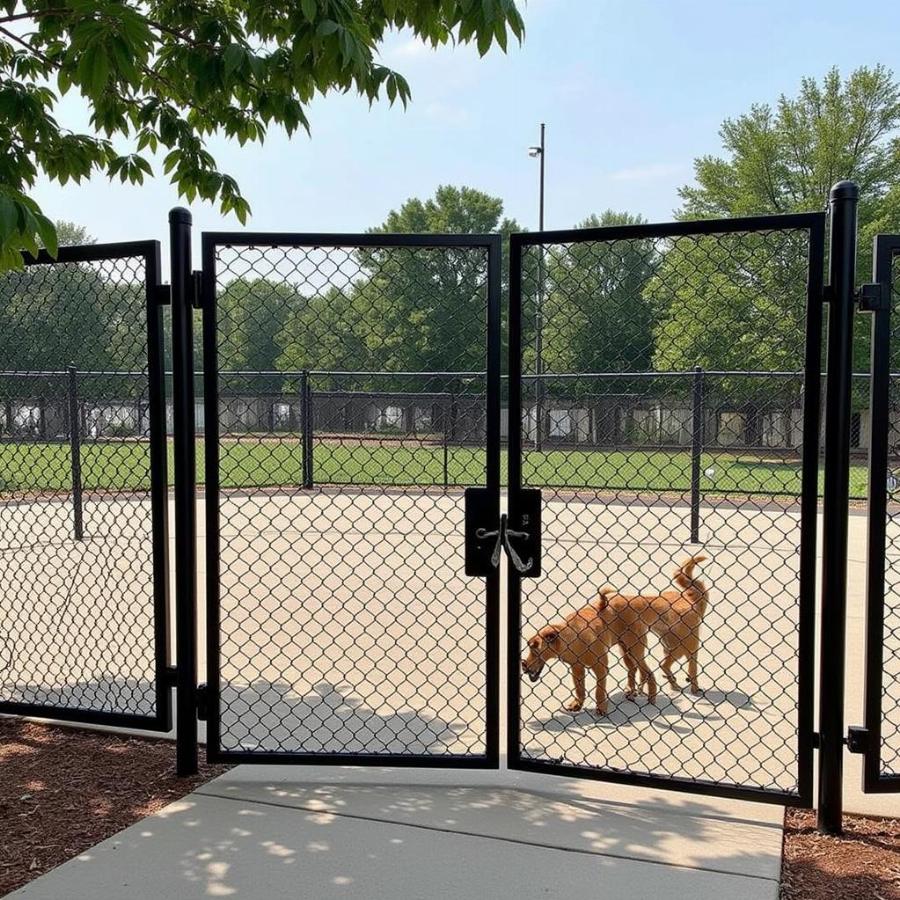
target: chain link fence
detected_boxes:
[0,244,168,727]
[511,219,824,800]
[204,236,499,760]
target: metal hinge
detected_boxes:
[154,283,172,306]
[822,284,834,304]
[856,282,889,312]
[196,682,209,721]
[191,270,204,309]
[846,726,869,754]
[162,665,178,688]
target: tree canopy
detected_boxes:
[0,0,524,269]
[276,185,521,378]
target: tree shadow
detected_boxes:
[218,678,472,757]
[524,684,756,736]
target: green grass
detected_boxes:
[0,437,871,499]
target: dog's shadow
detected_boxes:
[527,685,756,737]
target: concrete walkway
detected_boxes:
[10,764,784,900]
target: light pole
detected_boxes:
[528,123,546,451]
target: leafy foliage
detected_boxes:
[276,185,522,375]
[676,65,900,376]
[0,0,524,269]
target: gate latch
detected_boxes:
[856,282,889,312]
[846,726,869,754]
[465,488,541,578]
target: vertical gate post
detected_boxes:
[301,370,313,489]
[690,364,704,544]
[818,181,859,835]
[170,207,198,777]
[67,364,84,541]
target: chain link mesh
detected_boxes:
[209,241,492,756]
[0,252,162,720]
[515,225,818,796]
[879,252,900,778]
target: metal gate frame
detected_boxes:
[0,240,172,732]
[199,230,502,767]
[505,212,826,806]
[861,232,900,794]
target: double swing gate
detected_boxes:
[1,182,898,829]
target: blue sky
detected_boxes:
[31,0,900,244]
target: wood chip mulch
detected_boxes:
[0,717,229,897]
[781,808,900,900]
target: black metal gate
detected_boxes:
[862,232,900,793]
[201,231,501,765]
[507,213,826,804]
[0,241,171,731]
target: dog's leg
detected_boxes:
[660,652,680,690]
[564,664,586,712]
[687,651,701,695]
[621,645,638,700]
[592,654,608,715]
[635,653,657,704]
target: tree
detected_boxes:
[667,65,900,378]
[54,220,95,246]
[680,66,900,221]
[0,0,524,269]
[275,185,522,381]
[540,211,658,378]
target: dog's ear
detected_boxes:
[542,627,559,645]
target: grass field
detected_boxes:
[0,437,872,498]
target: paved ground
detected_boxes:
[8,763,785,900]
[1,488,898,816]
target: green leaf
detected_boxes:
[301,0,316,22]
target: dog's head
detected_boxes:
[521,625,563,682]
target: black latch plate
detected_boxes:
[511,488,542,578]
[196,683,209,721]
[846,726,869,754]
[857,282,890,312]
[191,270,204,309]
[465,487,498,577]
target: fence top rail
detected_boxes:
[1,368,896,380]
[21,240,160,267]
[202,231,501,251]
[510,210,826,247]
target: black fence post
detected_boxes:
[301,370,313,489]
[67,364,84,541]
[690,364,704,544]
[818,180,858,835]
[442,395,450,489]
[170,207,198,777]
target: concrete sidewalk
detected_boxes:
[10,764,784,900]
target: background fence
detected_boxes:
[0,366,885,505]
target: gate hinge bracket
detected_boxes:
[191,270,204,309]
[856,282,889,312]
[162,665,178,688]
[154,283,172,306]
[846,726,869,754]
[822,284,834,304]
[196,682,208,721]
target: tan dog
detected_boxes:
[521,593,659,716]
[599,554,710,695]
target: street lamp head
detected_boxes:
[527,146,542,158]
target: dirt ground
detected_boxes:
[781,808,900,900]
[0,718,228,897]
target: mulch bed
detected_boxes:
[0,718,228,897]
[781,808,900,899]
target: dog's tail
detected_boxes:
[595,585,615,611]
[673,554,709,600]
